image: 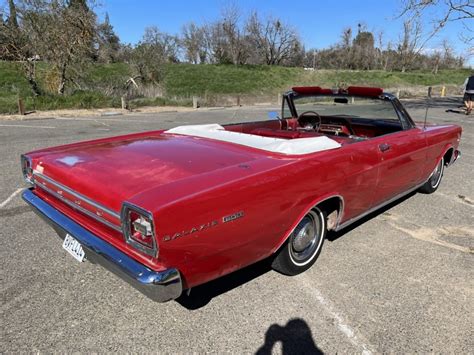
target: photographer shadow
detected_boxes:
[256,318,322,355]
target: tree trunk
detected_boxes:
[28,77,41,96]
[57,63,67,95]
[23,62,41,96]
[7,0,19,29]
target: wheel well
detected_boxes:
[443,148,454,166]
[316,196,343,231]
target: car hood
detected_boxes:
[29,132,263,213]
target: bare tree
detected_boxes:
[181,22,206,63]
[201,21,237,64]
[220,3,248,65]
[340,27,353,69]
[376,30,386,70]
[246,11,302,66]
[142,26,180,63]
[400,0,473,26]
[397,19,424,72]
[1,0,41,95]
[130,26,180,85]
[17,0,97,95]
[399,0,473,55]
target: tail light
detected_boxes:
[21,155,34,184]
[121,202,157,257]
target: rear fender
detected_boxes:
[271,193,344,254]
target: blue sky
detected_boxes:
[101,0,473,65]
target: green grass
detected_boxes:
[164,64,301,96]
[0,61,34,98]
[83,62,131,90]
[0,60,470,114]
[296,69,471,88]
[164,65,472,97]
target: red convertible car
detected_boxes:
[21,86,462,302]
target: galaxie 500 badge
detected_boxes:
[163,211,244,241]
[222,211,244,223]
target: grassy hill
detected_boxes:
[0,61,470,114]
[165,64,470,96]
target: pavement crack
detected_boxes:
[0,205,33,218]
[380,214,474,254]
[457,194,474,206]
[436,193,474,208]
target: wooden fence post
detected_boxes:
[121,96,129,110]
[193,96,199,109]
[18,98,25,115]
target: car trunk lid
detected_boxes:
[30,133,261,225]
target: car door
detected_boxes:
[340,140,381,220]
[372,127,427,207]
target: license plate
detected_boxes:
[62,234,85,262]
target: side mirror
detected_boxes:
[268,111,280,120]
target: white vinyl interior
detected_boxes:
[165,124,341,155]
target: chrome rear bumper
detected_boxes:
[22,189,182,302]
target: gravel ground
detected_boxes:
[1,98,473,353]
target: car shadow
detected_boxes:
[176,258,273,310]
[177,191,417,309]
[256,318,323,355]
[327,191,416,241]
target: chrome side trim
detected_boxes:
[33,172,120,219]
[36,183,122,232]
[335,181,425,231]
[22,189,182,302]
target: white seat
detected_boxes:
[165,124,341,155]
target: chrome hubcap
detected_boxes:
[290,212,321,262]
[293,221,316,252]
[430,160,443,187]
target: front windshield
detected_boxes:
[286,95,400,121]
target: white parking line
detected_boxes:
[0,188,24,208]
[299,275,374,354]
[0,124,56,129]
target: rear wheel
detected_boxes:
[272,208,326,276]
[419,157,444,194]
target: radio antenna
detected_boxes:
[424,86,432,130]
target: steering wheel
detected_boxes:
[337,117,356,136]
[297,111,322,132]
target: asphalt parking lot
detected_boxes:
[1,98,473,353]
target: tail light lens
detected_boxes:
[121,203,157,257]
[21,155,34,184]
